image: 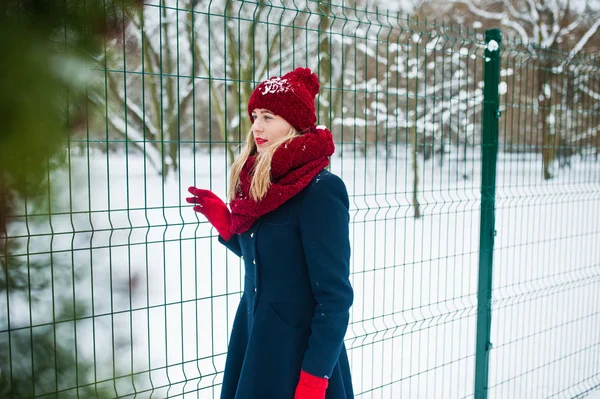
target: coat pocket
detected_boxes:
[268,302,314,330]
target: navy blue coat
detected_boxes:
[218,169,354,399]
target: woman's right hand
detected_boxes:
[186,187,233,241]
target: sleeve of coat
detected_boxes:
[299,173,353,379]
[218,234,242,257]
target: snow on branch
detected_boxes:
[451,0,530,43]
[559,18,581,37]
[525,0,540,24]
[571,124,600,143]
[578,82,600,101]
[564,18,600,64]
[502,0,529,23]
[105,72,160,138]
[107,113,167,173]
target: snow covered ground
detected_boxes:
[2,146,599,398]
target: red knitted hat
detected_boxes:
[247,67,319,131]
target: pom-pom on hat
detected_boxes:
[247,67,319,132]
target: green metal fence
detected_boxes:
[1,0,599,398]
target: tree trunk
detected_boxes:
[539,59,555,179]
[317,3,332,128]
[410,126,421,218]
[162,3,177,178]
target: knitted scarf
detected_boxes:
[229,126,335,234]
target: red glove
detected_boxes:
[294,370,329,399]
[186,186,233,241]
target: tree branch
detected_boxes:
[559,18,581,37]
[525,0,541,23]
[105,71,160,139]
[566,18,600,61]
[88,94,164,174]
[106,115,165,174]
[451,0,531,43]
[578,81,600,101]
[502,0,529,22]
[187,10,234,163]
[527,3,541,43]
[129,9,161,73]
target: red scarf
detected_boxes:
[229,126,335,234]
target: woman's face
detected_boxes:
[251,108,293,154]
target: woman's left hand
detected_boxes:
[294,370,328,399]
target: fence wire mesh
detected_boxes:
[1,1,599,398]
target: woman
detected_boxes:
[187,67,354,399]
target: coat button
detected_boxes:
[254,288,257,293]
[250,232,254,238]
[253,259,256,265]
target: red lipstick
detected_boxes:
[255,137,268,145]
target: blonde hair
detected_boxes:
[229,127,300,202]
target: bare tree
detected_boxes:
[441,0,600,178]
[95,0,334,177]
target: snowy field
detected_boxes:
[2,146,599,398]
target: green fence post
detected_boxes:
[474,28,502,399]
